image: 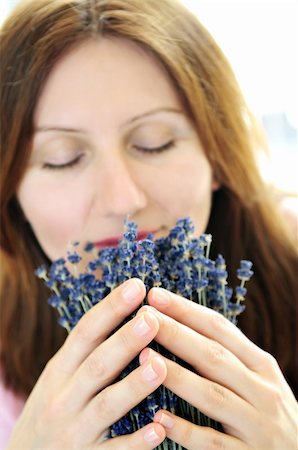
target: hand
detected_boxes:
[7,279,167,450]
[139,287,298,450]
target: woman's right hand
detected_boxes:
[6,278,167,449]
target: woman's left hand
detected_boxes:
[137,287,297,450]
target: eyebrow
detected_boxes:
[35,126,84,134]
[34,107,184,134]
[126,107,184,125]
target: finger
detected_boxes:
[138,305,258,405]
[63,311,160,412]
[140,307,297,418]
[140,348,258,441]
[98,423,166,449]
[148,287,273,373]
[53,278,146,375]
[79,354,167,443]
[154,410,249,450]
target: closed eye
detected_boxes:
[43,154,83,170]
[135,140,175,154]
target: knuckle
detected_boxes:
[171,360,186,386]
[48,396,65,418]
[119,326,136,353]
[44,347,65,375]
[259,350,279,372]
[178,421,194,444]
[44,356,55,373]
[266,384,283,409]
[96,389,116,421]
[206,382,226,408]
[167,319,181,343]
[123,430,148,450]
[267,352,279,370]
[125,370,145,398]
[108,292,127,320]
[41,357,56,381]
[203,434,227,450]
[206,341,225,366]
[73,310,105,346]
[85,351,106,379]
[42,395,66,425]
[73,316,92,343]
[210,311,229,331]
[176,295,191,315]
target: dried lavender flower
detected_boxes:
[35,217,253,449]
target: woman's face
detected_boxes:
[18,38,218,262]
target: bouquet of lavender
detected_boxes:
[36,217,253,449]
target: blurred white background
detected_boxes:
[181,0,297,195]
[1,0,297,194]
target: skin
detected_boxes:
[8,279,168,449]
[9,38,297,449]
[18,37,217,264]
[146,291,297,449]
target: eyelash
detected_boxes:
[135,140,175,154]
[42,141,175,170]
[43,154,83,170]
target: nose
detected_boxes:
[94,156,147,217]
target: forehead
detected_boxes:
[34,37,183,128]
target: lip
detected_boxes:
[93,230,157,249]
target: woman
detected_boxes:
[0,0,297,448]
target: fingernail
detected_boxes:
[154,288,169,305]
[159,412,174,429]
[122,279,142,303]
[142,361,159,382]
[139,347,153,365]
[133,314,151,336]
[143,426,160,444]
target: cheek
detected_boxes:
[142,153,214,232]
[18,177,91,260]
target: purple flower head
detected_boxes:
[35,217,253,449]
[84,242,95,252]
[237,268,254,282]
[67,252,82,265]
[34,264,48,280]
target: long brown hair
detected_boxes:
[1,0,297,398]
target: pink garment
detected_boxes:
[0,369,25,450]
